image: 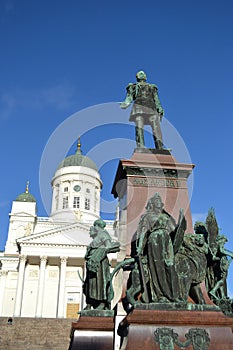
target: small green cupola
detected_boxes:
[15,182,36,203]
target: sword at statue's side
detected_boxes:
[136,218,150,303]
[136,255,149,303]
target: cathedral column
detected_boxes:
[14,255,27,317]
[0,271,8,314]
[36,255,47,317]
[81,264,86,310]
[57,256,68,318]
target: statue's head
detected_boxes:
[194,234,205,246]
[216,235,228,245]
[93,219,106,229]
[90,219,106,237]
[146,192,163,210]
[136,70,147,82]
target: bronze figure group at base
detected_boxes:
[125,193,208,308]
[80,71,232,316]
[81,193,233,316]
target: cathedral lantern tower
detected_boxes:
[50,139,102,223]
[5,182,37,255]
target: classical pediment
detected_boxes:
[10,211,36,218]
[17,221,92,247]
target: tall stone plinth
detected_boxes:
[112,150,194,258]
[118,306,233,349]
[69,312,115,350]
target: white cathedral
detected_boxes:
[0,140,118,319]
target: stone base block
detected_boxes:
[118,308,233,349]
[69,314,115,350]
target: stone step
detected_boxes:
[0,317,76,350]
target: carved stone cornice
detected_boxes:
[125,166,179,178]
[125,166,192,180]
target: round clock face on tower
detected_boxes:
[73,185,81,192]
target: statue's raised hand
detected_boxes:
[120,102,130,109]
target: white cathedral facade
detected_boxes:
[0,141,118,319]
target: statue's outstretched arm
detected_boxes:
[120,83,134,109]
[221,247,233,259]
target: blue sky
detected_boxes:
[0,1,233,293]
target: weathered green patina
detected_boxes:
[82,219,120,312]
[124,193,210,309]
[80,204,233,317]
[57,141,98,171]
[121,70,164,149]
[15,182,36,202]
[175,233,208,304]
[194,208,233,315]
[135,193,180,303]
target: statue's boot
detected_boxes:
[149,114,164,149]
[83,304,92,310]
[96,302,106,310]
[155,139,164,150]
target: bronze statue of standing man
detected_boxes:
[121,70,164,149]
[83,219,120,311]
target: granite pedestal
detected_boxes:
[112,149,194,258]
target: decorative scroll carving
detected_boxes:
[60,256,68,264]
[154,327,210,350]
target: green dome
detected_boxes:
[16,191,36,203]
[57,148,98,172]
